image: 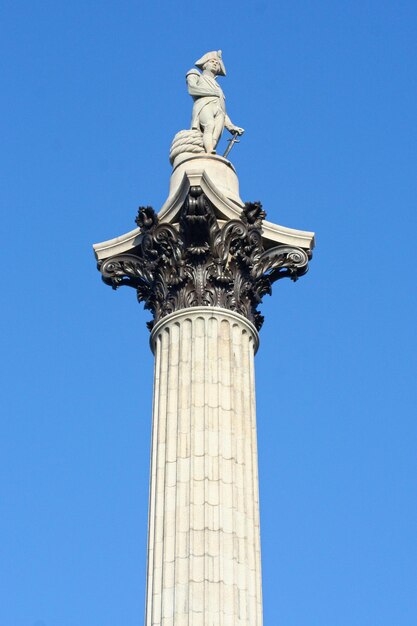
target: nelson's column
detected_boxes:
[93,50,315,625]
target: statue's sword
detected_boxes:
[223,132,240,159]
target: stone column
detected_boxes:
[94,157,314,625]
[145,307,262,626]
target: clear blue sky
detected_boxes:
[2,1,417,625]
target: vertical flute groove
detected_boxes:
[250,335,263,624]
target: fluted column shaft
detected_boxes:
[146,307,263,626]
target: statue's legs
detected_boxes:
[212,114,225,152]
[199,106,225,153]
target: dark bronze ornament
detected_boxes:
[98,188,311,330]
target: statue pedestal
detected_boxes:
[169,153,243,209]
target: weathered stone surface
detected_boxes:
[146,308,262,625]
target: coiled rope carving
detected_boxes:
[169,129,205,164]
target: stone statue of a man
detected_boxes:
[186,50,244,154]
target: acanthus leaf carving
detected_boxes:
[98,192,311,330]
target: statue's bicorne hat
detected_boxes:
[195,50,226,76]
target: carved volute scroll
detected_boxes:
[98,188,311,331]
